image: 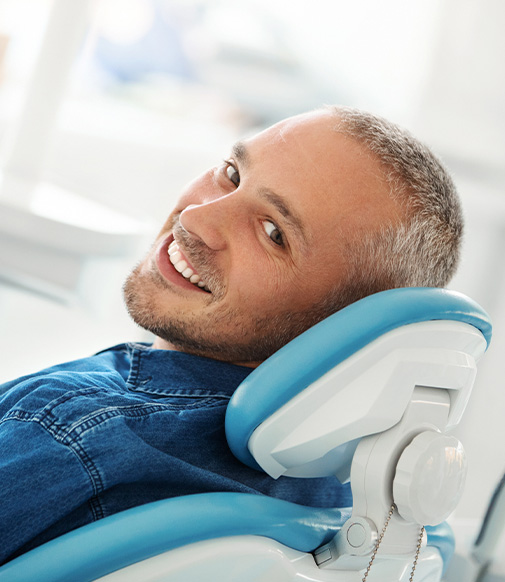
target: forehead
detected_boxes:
[245,110,339,163]
[241,110,399,243]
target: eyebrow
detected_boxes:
[259,187,308,248]
[231,140,308,248]
[231,141,250,167]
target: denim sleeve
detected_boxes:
[0,417,95,565]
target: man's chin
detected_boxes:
[123,262,332,365]
[123,306,293,366]
[123,292,275,364]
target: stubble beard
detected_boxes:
[123,225,339,363]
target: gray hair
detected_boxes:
[325,105,463,311]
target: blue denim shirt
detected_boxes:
[0,343,351,564]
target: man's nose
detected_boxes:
[179,195,239,251]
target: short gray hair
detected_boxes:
[325,105,463,311]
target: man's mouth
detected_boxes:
[168,239,210,292]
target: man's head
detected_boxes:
[124,106,462,365]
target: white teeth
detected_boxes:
[169,250,181,262]
[174,260,187,273]
[168,240,208,290]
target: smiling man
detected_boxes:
[0,106,462,564]
[124,108,409,364]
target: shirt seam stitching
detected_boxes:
[0,415,106,511]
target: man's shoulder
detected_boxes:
[0,343,153,441]
[4,342,144,382]
[0,343,136,410]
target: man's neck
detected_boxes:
[151,336,260,368]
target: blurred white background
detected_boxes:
[0,0,504,573]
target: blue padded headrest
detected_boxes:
[225,287,491,472]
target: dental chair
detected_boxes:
[0,288,492,582]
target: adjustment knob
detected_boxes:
[393,431,467,525]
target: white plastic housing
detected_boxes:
[393,431,467,525]
[248,321,486,479]
[93,535,444,582]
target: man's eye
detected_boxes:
[225,163,240,187]
[262,220,284,246]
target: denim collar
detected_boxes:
[125,343,253,397]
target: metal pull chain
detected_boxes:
[362,504,425,582]
[362,504,395,581]
[409,524,425,582]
